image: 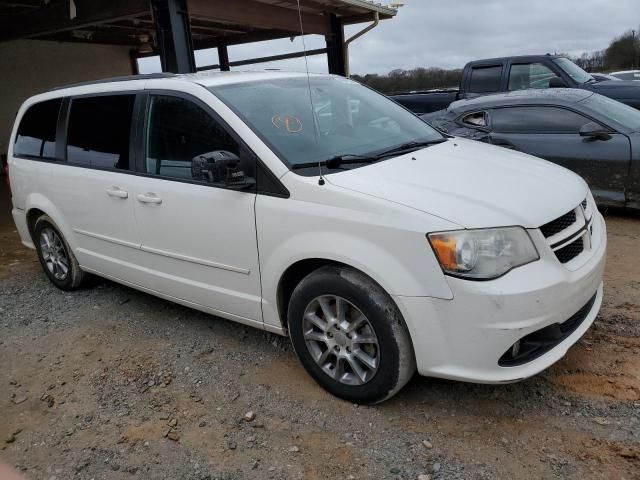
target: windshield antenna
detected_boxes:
[295,0,324,185]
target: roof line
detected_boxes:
[338,0,397,16]
[51,73,176,90]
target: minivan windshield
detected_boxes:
[210,76,444,170]
[553,58,594,84]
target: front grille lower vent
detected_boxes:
[540,210,577,238]
[555,237,584,264]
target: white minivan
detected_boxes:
[8,71,606,403]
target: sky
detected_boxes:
[138,0,639,75]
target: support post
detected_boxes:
[151,0,196,73]
[218,44,230,71]
[325,14,346,76]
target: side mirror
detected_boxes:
[549,76,568,88]
[579,122,612,141]
[191,150,246,186]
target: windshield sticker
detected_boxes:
[272,114,303,133]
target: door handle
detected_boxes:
[106,187,128,199]
[136,193,162,205]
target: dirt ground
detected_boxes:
[1,180,639,480]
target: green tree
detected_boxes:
[352,67,462,94]
[604,29,640,70]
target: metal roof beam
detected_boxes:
[0,0,150,43]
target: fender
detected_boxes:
[259,229,454,330]
[24,192,78,252]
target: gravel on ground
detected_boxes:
[1,184,639,479]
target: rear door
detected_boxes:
[54,92,144,282]
[486,105,631,205]
[130,90,262,323]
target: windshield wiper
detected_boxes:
[291,154,379,170]
[290,137,448,171]
[374,137,448,159]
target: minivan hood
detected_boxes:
[326,138,588,229]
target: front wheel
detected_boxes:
[288,265,416,404]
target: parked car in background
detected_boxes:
[390,87,460,115]
[8,72,606,403]
[390,55,640,114]
[591,73,621,82]
[423,89,640,209]
[610,70,640,81]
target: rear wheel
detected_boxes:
[288,265,415,404]
[33,215,86,290]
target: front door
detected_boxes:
[131,92,262,322]
[487,106,631,205]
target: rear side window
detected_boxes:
[66,95,136,170]
[468,66,503,93]
[490,106,593,134]
[460,111,488,127]
[14,98,62,160]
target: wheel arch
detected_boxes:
[276,258,404,334]
[24,193,77,249]
[26,207,46,240]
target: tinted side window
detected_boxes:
[145,95,254,189]
[66,95,135,170]
[14,98,62,160]
[469,66,503,93]
[508,63,557,90]
[490,107,593,134]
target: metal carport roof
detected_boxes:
[0,0,397,75]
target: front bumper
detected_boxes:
[394,212,607,383]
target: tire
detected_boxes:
[33,215,86,290]
[288,265,416,404]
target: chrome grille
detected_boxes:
[540,198,592,266]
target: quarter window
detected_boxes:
[461,111,488,127]
[145,95,252,188]
[468,66,503,93]
[66,95,135,170]
[508,63,557,90]
[14,98,62,160]
[490,107,593,134]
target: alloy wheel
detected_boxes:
[302,295,379,385]
[39,227,69,281]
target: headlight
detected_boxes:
[427,227,539,280]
